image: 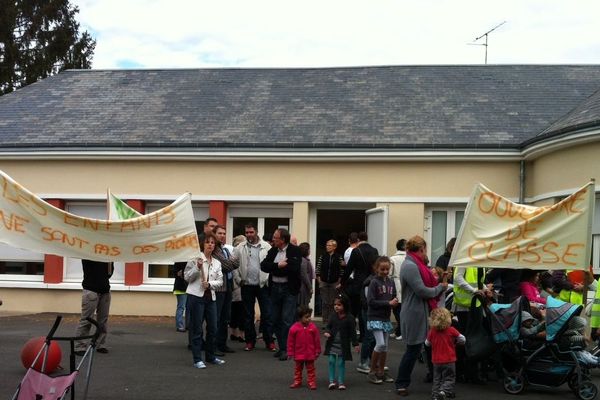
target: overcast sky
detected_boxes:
[72,0,600,69]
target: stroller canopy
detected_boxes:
[545,296,582,342]
[488,296,529,344]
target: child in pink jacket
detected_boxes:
[287,305,321,390]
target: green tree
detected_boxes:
[0,0,96,95]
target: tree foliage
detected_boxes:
[0,0,96,95]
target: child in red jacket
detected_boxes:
[288,305,321,389]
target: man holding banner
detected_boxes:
[74,259,114,355]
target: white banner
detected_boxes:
[449,182,595,270]
[0,171,201,263]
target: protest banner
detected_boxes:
[449,182,595,270]
[0,170,201,263]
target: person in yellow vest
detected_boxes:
[452,266,493,384]
[590,278,600,342]
[553,269,584,305]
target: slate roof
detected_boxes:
[1,65,600,151]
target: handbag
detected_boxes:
[464,294,496,361]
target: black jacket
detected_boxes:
[316,253,343,284]
[342,242,379,293]
[82,260,114,294]
[323,312,358,361]
[260,244,302,295]
[172,262,188,292]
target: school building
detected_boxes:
[0,65,599,316]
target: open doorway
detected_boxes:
[314,209,366,317]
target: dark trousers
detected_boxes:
[395,343,423,389]
[348,293,366,341]
[187,294,217,363]
[241,284,273,346]
[271,282,296,353]
[455,311,480,381]
[216,288,233,350]
[360,308,376,363]
[433,363,456,395]
[393,303,402,336]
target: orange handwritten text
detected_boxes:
[94,243,121,256]
[165,234,199,252]
[1,176,47,216]
[41,227,89,249]
[0,208,29,233]
[133,245,159,254]
[467,240,583,266]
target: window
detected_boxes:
[227,205,293,244]
[0,244,44,278]
[425,207,466,266]
[145,203,208,280]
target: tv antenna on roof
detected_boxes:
[468,21,506,64]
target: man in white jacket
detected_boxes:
[389,239,406,339]
[233,223,274,352]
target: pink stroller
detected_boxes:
[12,315,100,400]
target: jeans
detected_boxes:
[360,309,375,363]
[270,282,297,354]
[393,303,402,336]
[241,285,273,346]
[216,289,232,349]
[175,293,188,330]
[395,343,423,389]
[328,354,347,384]
[187,294,218,363]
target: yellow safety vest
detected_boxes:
[590,279,600,329]
[453,267,482,307]
[558,270,584,305]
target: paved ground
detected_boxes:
[0,313,598,399]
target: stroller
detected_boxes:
[487,295,598,400]
[12,315,100,400]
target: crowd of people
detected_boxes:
[71,219,600,398]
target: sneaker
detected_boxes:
[273,350,282,358]
[395,335,403,340]
[356,363,370,374]
[382,372,394,383]
[338,384,346,390]
[267,342,277,352]
[368,372,383,384]
[208,357,225,365]
[384,365,389,371]
[309,384,317,390]
[244,343,254,351]
[193,361,206,369]
[328,382,337,390]
[289,382,301,389]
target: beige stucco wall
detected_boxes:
[0,160,520,199]
[292,202,309,242]
[0,288,175,316]
[526,142,600,199]
[384,203,425,255]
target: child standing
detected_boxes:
[288,305,321,390]
[426,307,465,400]
[323,294,359,390]
[366,256,398,384]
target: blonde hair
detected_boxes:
[406,235,426,252]
[429,307,452,330]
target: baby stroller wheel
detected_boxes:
[503,372,525,395]
[569,373,591,392]
[577,381,598,400]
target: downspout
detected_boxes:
[519,160,525,204]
